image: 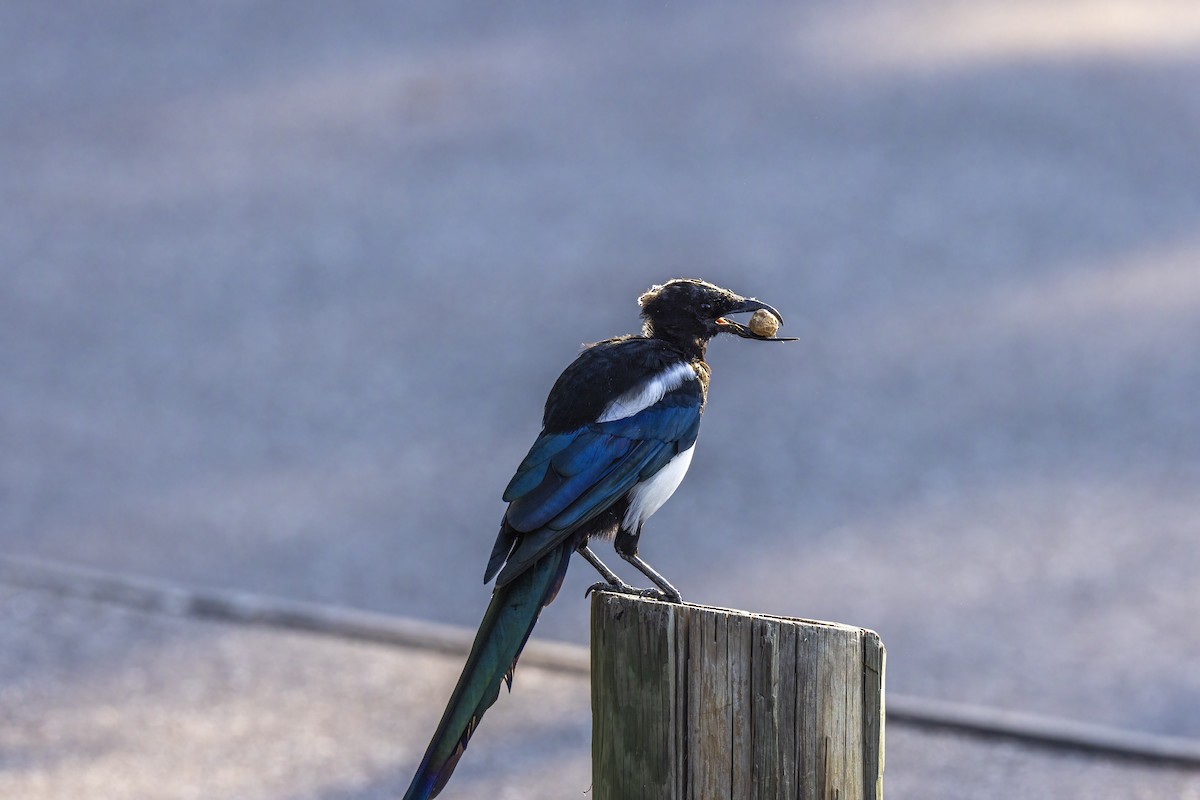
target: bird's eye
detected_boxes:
[699,302,713,313]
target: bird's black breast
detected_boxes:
[541,336,707,433]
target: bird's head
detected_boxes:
[638,278,795,354]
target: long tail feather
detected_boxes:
[403,543,573,800]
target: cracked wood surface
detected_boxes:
[591,592,885,800]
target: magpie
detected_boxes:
[404,278,794,799]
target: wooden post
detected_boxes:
[591,592,885,800]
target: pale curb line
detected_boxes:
[3,554,1199,768]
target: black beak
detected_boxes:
[715,298,797,341]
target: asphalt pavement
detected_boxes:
[4,580,1200,800]
[3,0,1199,796]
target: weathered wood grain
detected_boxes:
[591,593,885,800]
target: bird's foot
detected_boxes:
[585,581,683,604]
[644,586,683,604]
[584,580,639,598]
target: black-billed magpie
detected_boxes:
[404,279,793,799]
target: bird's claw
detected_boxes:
[642,587,683,604]
[585,580,638,598]
[585,581,683,604]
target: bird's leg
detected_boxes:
[576,543,642,598]
[614,527,683,604]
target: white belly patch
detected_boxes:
[622,444,695,531]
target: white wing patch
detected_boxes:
[596,362,696,423]
[623,444,695,531]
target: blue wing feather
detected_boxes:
[494,375,704,587]
[546,439,669,531]
[502,432,577,502]
[506,434,635,532]
[600,396,700,443]
[550,429,632,477]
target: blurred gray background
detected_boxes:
[3,1,1199,797]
